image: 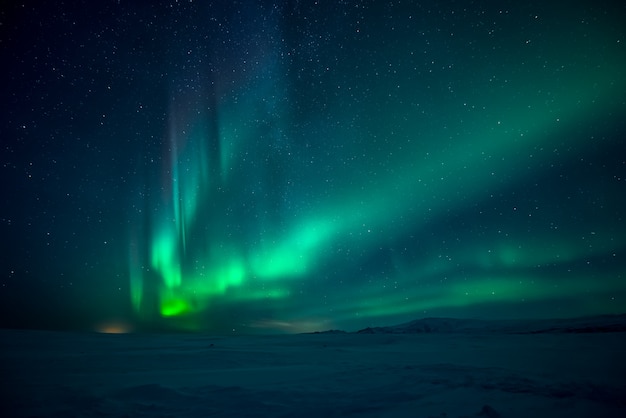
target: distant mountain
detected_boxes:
[357,317,487,334]
[354,314,626,335]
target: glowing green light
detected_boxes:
[250,219,334,279]
[208,257,246,293]
[128,239,144,314]
[150,227,182,289]
[250,249,307,279]
[160,292,192,317]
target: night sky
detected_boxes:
[1,1,625,333]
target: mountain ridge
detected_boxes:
[320,314,626,335]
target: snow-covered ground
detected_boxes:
[2,316,625,417]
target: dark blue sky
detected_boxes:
[1,1,625,333]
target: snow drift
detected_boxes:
[1,315,625,417]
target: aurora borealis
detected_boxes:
[1,1,625,333]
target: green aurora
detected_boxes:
[1,1,625,333]
[125,1,626,332]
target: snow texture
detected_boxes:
[1,316,625,417]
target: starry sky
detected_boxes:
[1,0,625,333]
